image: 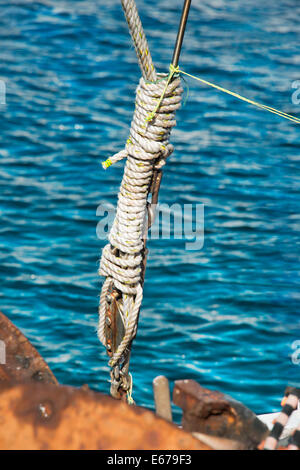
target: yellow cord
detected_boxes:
[145,65,178,122]
[177,66,300,125]
[102,158,112,169]
[126,372,134,405]
[102,64,299,169]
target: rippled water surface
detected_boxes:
[0,0,299,416]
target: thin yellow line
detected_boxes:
[178,68,300,125]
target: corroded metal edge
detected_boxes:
[0,311,58,385]
[0,381,212,450]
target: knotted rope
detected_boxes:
[98,74,183,367]
[98,0,182,399]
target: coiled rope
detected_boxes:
[99,74,182,364]
[98,0,182,398]
[98,0,299,402]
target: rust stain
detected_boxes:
[173,379,268,449]
[0,382,212,450]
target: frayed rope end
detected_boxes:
[102,158,112,170]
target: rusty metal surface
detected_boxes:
[0,312,58,385]
[173,379,268,449]
[0,382,212,450]
[192,432,246,450]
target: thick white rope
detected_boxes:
[98,74,182,367]
[120,0,157,82]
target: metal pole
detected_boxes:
[172,0,192,67]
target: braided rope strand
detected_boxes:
[121,0,157,82]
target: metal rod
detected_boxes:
[172,0,192,67]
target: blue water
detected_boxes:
[0,0,299,418]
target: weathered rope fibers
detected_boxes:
[98,1,183,393]
[98,0,299,402]
[98,73,183,367]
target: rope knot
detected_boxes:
[98,71,183,368]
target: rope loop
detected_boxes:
[98,71,183,369]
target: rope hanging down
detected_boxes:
[120,0,157,82]
[98,0,298,403]
[98,75,183,360]
[98,0,183,402]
